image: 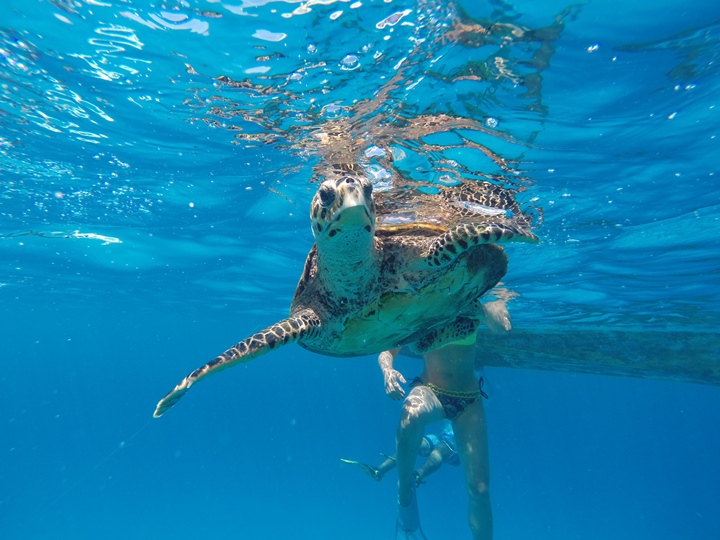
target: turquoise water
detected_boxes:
[2,0,719,538]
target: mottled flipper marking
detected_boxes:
[153,309,321,418]
[425,222,539,267]
[409,316,479,354]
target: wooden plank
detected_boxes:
[474,330,720,385]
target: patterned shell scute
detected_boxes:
[374,179,526,237]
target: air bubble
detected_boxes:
[341,54,360,71]
[364,146,385,158]
[322,104,345,119]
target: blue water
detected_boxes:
[2,0,719,539]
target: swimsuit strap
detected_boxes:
[421,379,485,400]
[478,376,489,400]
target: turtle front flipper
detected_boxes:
[425,222,539,267]
[153,309,321,418]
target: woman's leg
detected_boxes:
[396,385,445,506]
[453,397,493,540]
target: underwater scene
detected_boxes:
[1,0,719,538]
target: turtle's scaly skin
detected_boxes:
[154,169,537,418]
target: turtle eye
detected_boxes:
[363,181,373,198]
[318,186,335,207]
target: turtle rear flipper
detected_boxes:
[481,300,512,333]
[409,316,479,354]
[153,309,321,418]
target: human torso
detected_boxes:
[421,343,479,392]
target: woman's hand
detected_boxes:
[383,367,407,400]
[378,348,405,400]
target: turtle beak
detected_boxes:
[337,177,366,206]
[335,204,372,226]
[335,179,372,226]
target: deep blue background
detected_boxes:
[3,303,719,539]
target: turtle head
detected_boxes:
[310,174,376,253]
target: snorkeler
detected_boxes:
[340,421,461,487]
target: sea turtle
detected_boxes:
[153,165,538,417]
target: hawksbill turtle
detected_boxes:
[154,165,538,417]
